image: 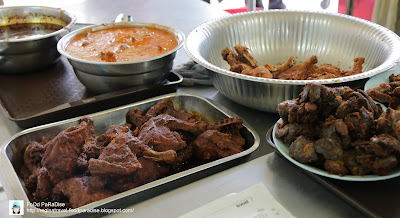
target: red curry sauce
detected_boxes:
[65,26,178,62]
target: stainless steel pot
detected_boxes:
[0,6,76,74]
[57,21,185,94]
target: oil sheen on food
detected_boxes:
[0,23,64,40]
[66,26,178,62]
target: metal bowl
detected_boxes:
[0,6,76,74]
[185,10,400,112]
[57,22,185,94]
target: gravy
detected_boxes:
[0,23,64,40]
[66,26,178,62]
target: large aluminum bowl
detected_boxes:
[0,6,76,74]
[57,22,185,94]
[185,10,400,112]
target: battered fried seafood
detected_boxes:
[366,73,400,109]
[275,83,400,176]
[21,98,247,209]
[222,43,365,80]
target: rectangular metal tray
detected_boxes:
[0,93,260,217]
[0,23,183,129]
[0,62,183,128]
[266,126,399,218]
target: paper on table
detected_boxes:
[179,183,295,218]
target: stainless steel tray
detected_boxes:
[0,93,260,217]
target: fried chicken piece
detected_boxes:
[343,149,371,175]
[299,83,323,103]
[278,56,297,71]
[277,99,299,123]
[366,83,392,104]
[335,90,380,119]
[222,44,365,80]
[107,157,170,192]
[320,116,351,149]
[230,63,254,74]
[88,135,141,177]
[359,90,384,119]
[314,137,343,160]
[139,117,186,152]
[275,123,317,144]
[300,84,344,118]
[34,168,52,201]
[288,102,319,124]
[389,97,400,110]
[80,117,99,158]
[76,117,100,171]
[144,98,175,120]
[393,87,400,97]
[234,43,258,68]
[89,176,109,191]
[53,176,115,208]
[343,57,365,76]
[139,114,207,152]
[127,108,146,128]
[22,136,55,189]
[148,98,202,123]
[389,73,400,82]
[325,160,348,175]
[371,155,398,175]
[366,75,400,110]
[221,46,259,74]
[127,98,204,129]
[285,55,318,80]
[308,64,341,79]
[371,134,400,154]
[96,123,132,147]
[242,66,273,78]
[352,140,391,158]
[124,132,178,164]
[376,108,400,139]
[41,119,92,184]
[289,136,318,163]
[193,130,243,161]
[278,85,331,123]
[24,141,46,174]
[208,117,245,148]
[208,117,243,133]
[344,107,374,141]
[221,47,239,66]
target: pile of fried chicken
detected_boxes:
[366,73,400,110]
[21,98,246,209]
[221,43,365,80]
[275,83,400,176]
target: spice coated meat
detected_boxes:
[21,98,246,209]
[222,43,365,80]
[275,83,400,176]
[366,73,400,110]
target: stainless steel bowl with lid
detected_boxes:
[0,6,76,74]
[185,10,400,113]
[57,21,185,94]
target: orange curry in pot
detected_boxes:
[65,26,178,62]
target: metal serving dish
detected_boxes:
[0,93,259,217]
[185,10,400,113]
[0,6,76,74]
[57,22,185,94]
